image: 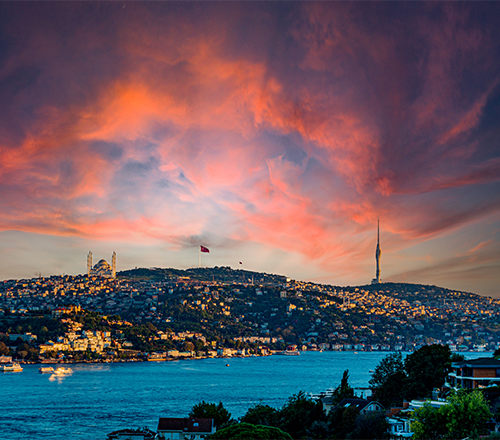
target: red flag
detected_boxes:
[200,245,210,253]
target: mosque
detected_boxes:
[87,251,116,278]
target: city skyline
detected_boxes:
[0,2,499,296]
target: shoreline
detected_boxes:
[15,349,494,366]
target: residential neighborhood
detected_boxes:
[1,267,498,363]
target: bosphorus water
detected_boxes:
[2,351,485,439]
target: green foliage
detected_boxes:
[412,390,491,440]
[494,347,500,358]
[412,402,448,440]
[350,412,389,440]
[241,404,279,427]
[444,390,491,439]
[405,344,451,399]
[327,405,359,439]
[278,391,325,439]
[190,401,231,429]
[369,352,407,406]
[209,422,292,440]
[332,370,354,404]
[450,352,465,362]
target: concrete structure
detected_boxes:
[448,357,500,389]
[372,218,382,284]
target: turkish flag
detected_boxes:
[200,245,210,253]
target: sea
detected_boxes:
[2,351,488,439]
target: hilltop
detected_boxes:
[1,266,498,363]
[118,266,287,285]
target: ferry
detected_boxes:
[1,362,23,372]
[39,366,55,374]
[276,345,301,356]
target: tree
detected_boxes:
[189,401,231,429]
[412,390,491,440]
[494,347,500,358]
[278,391,324,439]
[209,422,292,440]
[405,344,451,399]
[327,405,359,439]
[350,412,389,440]
[332,370,354,404]
[369,352,407,406]
[444,390,491,439]
[241,404,279,427]
[412,402,447,440]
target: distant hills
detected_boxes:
[118,266,479,299]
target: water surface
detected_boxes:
[1,351,485,439]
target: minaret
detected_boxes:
[111,251,116,278]
[372,219,381,284]
[87,251,93,276]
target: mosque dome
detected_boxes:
[89,259,113,277]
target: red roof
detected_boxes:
[157,418,214,433]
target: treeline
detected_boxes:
[188,345,498,440]
[189,372,386,440]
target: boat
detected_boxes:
[39,366,55,374]
[1,362,23,372]
[52,367,73,376]
[275,345,301,356]
[147,352,167,362]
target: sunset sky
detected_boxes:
[1,2,499,296]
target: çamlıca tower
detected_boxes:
[372,219,381,284]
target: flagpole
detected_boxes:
[198,250,201,268]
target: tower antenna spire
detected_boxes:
[377,217,380,244]
[372,218,381,284]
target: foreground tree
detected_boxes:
[278,391,325,439]
[327,405,359,439]
[412,390,491,440]
[412,402,448,440]
[350,412,389,440]
[369,352,407,406]
[444,390,492,439]
[189,401,231,429]
[241,404,279,427]
[209,422,292,440]
[332,370,354,404]
[405,344,451,399]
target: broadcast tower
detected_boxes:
[372,219,381,284]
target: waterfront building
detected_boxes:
[448,357,500,389]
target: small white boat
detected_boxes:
[39,366,55,374]
[1,362,23,372]
[52,367,73,376]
